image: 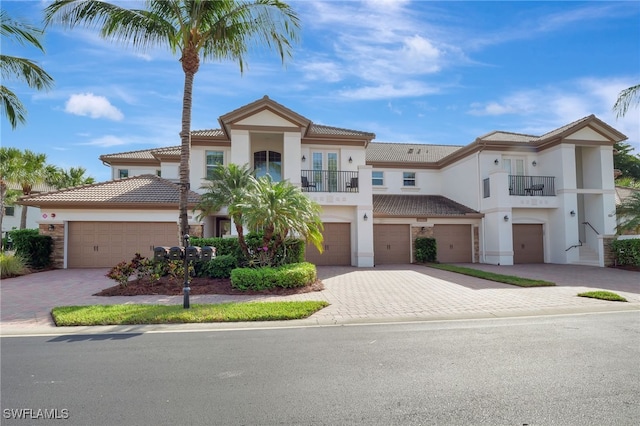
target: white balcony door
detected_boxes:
[312,151,338,191]
[504,157,525,195]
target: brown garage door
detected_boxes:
[513,224,544,264]
[68,222,178,268]
[374,224,411,264]
[433,224,472,263]
[305,223,351,266]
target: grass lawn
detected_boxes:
[578,291,628,302]
[51,301,329,326]
[426,263,556,287]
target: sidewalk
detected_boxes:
[1,264,638,335]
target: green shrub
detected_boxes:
[0,253,27,278]
[231,262,317,291]
[199,254,238,279]
[611,238,640,266]
[9,229,53,269]
[191,235,305,267]
[415,237,437,263]
[190,237,241,258]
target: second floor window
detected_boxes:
[254,150,282,181]
[206,151,224,179]
[372,171,384,186]
[403,172,416,187]
[118,169,128,179]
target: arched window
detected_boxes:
[254,150,282,181]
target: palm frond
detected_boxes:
[613,84,640,118]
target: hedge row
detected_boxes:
[230,262,317,291]
[610,238,640,266]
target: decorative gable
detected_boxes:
[236,109,300,127]
[565,126,610,142]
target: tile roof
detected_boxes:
[4,182,56,193]
[191,129,225,137]
[366,143,463,163]
[18,174,200,207]
[310,124,375,138]
[477,131,537,143]
[615,186,640,206]
[373,194,479,217]
[534,115,595,142]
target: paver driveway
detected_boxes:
[1,263,638,331]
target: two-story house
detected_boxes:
[19,96,626,269]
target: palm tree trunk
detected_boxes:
[179,70,195,242]
[20,204,28,229]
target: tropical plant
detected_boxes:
[613,84,640,118]
[44,0,300,240]
[0,10,54,129]
[239,175,323,265]
[6,149,52,228]
[196,163,254,257]
[0,147,22,233]
[613,142,640,181]
[47,166,95,189]
[616,191,640,234]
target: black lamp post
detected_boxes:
[183,234,190,309]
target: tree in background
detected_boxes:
[0,10,54,129]
[0,147,22,233]
[45,0,300,241]
[614,142,640,183]
[616,192,640,234]
[47,166,96,189]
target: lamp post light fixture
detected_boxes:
[183,234,191,309]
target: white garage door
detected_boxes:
[68,222,178,268]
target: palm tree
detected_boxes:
[9,150,51,229]
[0,10,54,129]
[616,192,640,234]
[613,84,640,118]
[0,147,22,233]
[240,175,323,264]
[47,166,95,189]
[44,0,300,240]
[196,163,254,256]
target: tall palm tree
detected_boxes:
[0,10,54,129]
[613,84,640,118]
[196,163,254,256]
[44,0,300,240]
[240,175,323,264]
[47,166,95,189]
[616,192,640,234]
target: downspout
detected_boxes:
[477,139,486,263]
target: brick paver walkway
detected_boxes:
[1,264,638,332]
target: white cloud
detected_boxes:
[65,93,124,121]
[339,81,440,100]
[79,135,127,147]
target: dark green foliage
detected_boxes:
[230,262,317,291]
[611,238,640,266]
[199,254,238,279]
[9,229,52,269]
[191,235,305,267]
[415,237,437,263]
[190,237,242,258]
[614,142,640,180]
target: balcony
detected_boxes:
[508,175,555,196]
[301,170,359,193]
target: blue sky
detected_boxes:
[2,0,639,182]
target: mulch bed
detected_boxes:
[94,276,325,297]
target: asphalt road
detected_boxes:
[2,312,639,425]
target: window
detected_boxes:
[372,171,384,186]
[403,172,416,186]
[254,150,282,181]
[118,169,128,179]
[156,169,161,177]
[4,206,15,217]
[206,151,224,179]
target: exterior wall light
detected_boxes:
[302,155,306,162]
[503,215,509,222]
[349,156,353,163]
[363,213,368,221]
[48,224,55,231]
[570,210,576,217]
[494,159,499,165]
[532,161,537,167]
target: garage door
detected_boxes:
[513,224,544,264]
[374,224,411,264]
[433,224,472,263]
[305,223,351,266]
[68,222,178,268]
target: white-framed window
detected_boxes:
[372,171,384,186]
[206,151,224,179]
[403,172,416,186]
[4,206,15,216]
[118,169,128,179]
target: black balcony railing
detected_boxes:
[509,175,555,196]
[301,170,359,193]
